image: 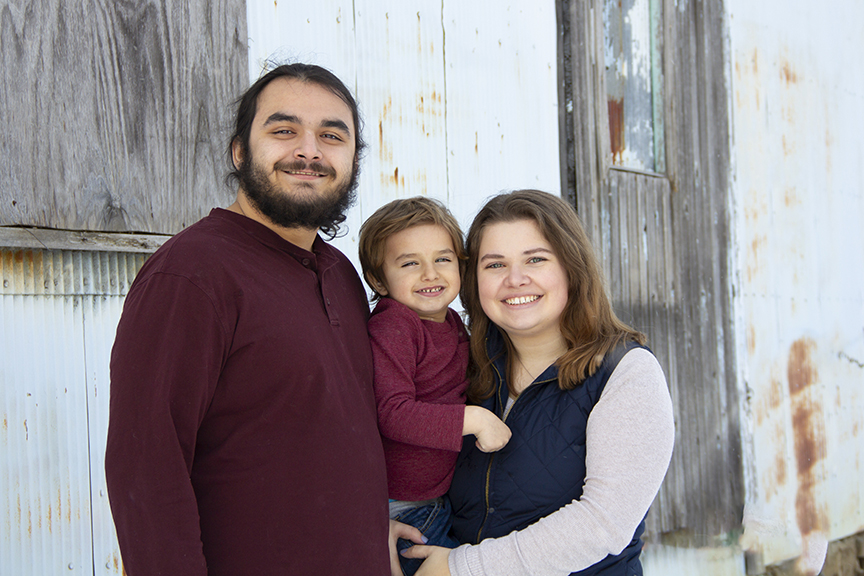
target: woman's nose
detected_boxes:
[504,266,528,287]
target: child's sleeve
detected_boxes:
[368,309,464,452]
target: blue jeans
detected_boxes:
[392,498,459,576]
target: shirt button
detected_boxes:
[302,258,311,267]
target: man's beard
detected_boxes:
[237,155,359,234]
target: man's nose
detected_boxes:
[294,132,322,161]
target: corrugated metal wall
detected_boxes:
[1,249,146,575]
[246,0,562,275]
[728,0,864,570]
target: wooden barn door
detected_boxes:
[560,0,743,544]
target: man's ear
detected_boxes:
[231,138,244,172]
[365,273,389,296]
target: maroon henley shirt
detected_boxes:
[105,208,389,575]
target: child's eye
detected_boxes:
[400,261,418,268]
[436,257,452,263]
[484,262,504,269]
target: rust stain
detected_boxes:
[787,338,827,537]
[608,98,625,164]
[788,339,817,395]
[774,450,787,492]
[378,120,384,151]
[748,233,766,283]
[784,187,800,208]
[475,132,479,155]
[768,377,783,411]
[782,135,792,158]
[392,167,400,186]
[781,60,799,84]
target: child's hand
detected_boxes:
[463,406,511,452]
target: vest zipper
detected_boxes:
[475,357,556,543]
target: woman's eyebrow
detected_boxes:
[523,247,553,256]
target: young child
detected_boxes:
[359,197,511,576]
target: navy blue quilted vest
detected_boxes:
[448,327,646,576]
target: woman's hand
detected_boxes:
[401,545,452,576]
[389,520,426,576]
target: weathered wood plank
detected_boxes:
[562,0,741,543]
[0,0,247,234]
[0,227,169,253]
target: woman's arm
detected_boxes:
[445,348,675,576]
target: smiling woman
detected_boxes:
[403,190,675,576]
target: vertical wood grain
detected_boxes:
[0,0,247,234]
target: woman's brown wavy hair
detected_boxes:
[461,190,645,402]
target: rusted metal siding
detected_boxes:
[0,249,146,575]
[729,0,864,570]
[246,0,562,269]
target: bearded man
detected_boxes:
[106,64,411,576]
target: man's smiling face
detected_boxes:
[232,77,358,230]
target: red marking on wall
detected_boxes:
[608,98,625,165]
[787,338,827,537]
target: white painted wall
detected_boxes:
[246,0,561,286]
[728,0,864,571]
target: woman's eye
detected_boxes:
[484,262,503,269]
[528,256,546,264]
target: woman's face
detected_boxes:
[476,219,569,343]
